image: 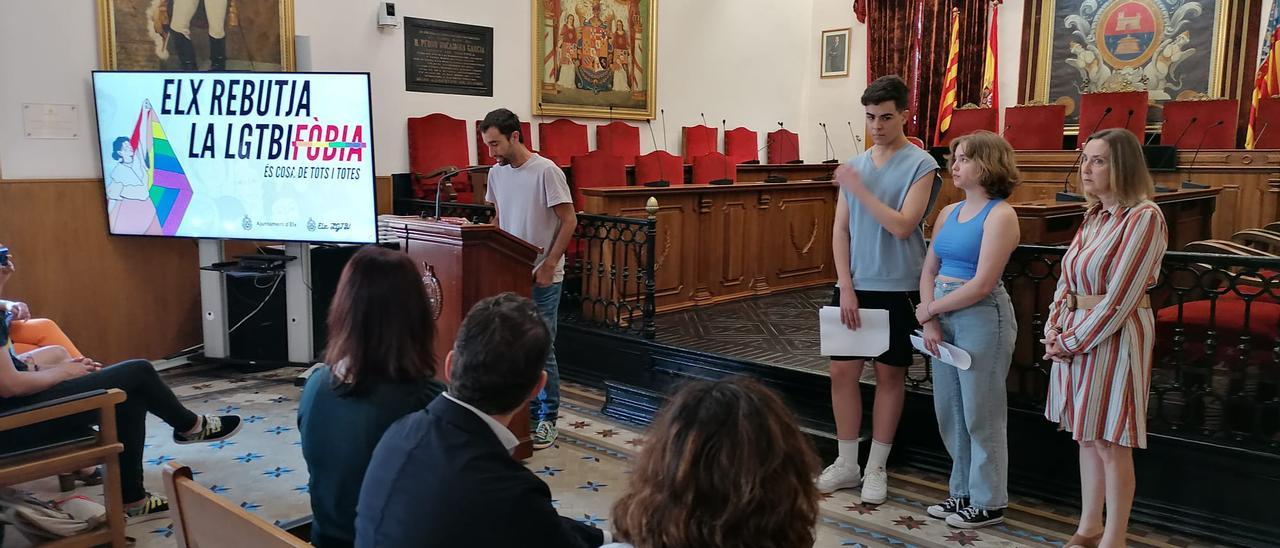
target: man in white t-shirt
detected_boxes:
[480,108,578,450]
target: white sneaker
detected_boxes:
[860,466,888,504]
[816,457,862,494]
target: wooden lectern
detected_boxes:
[379,216,540,459]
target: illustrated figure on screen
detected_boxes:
[106,136,163,236]
[166,0,230,71]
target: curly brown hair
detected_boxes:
[947,130,1020,199]
[612,377,820,548]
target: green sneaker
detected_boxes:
[125,493,169,522]
[532,420,558,450]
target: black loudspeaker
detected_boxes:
[227,244,392,364]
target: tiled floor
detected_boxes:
[3,362,1226,547]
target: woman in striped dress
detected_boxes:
[1042,128,1168,548]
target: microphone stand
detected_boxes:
[1182,120,1224,189]
[1058,107,1112,202]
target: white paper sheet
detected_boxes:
[819,307,890,357]
[910,331,972,370]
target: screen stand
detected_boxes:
[284,242,314,364]
[198,239,230,359]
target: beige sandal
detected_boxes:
[1066,532,1102,548]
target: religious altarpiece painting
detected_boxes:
[532,0,657,120]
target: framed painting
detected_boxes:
[1020,0,1253,132]
[821,28,851,79]
[532,0,657,120]
[98,0,295,71]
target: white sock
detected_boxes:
[837,439,860,466]
[867,440,892,471]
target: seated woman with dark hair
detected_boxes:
[298,245,445,548]
[607,376,821,548]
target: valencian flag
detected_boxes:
[934,7,961,145]
[1248,0,1280,148]
[980,1,1000,109]
[130,100,193,235]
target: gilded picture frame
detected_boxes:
[820,28,851,79]
[1019,0,1250,134]
[532,0,657,120]
[98,0,295,71]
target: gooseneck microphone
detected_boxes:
[1182,120,1224,189]
[821,123,838,163]
[644,119,670,187]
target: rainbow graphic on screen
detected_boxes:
[130,102,192,236]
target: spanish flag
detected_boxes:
[1247,0,1280,148]
[981,1,1000,109]
[934,8,960,146]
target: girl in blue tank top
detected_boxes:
[914,131,1022,529]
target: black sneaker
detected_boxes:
[926,496,969,519]
[174,414,243,445]
[125,492,169,522]
[945,506,1004,529]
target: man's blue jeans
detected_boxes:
[531,282,562,422]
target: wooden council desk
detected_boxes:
[583,181,1221,313]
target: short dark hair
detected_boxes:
[479,108,522,141]
[862,75,910,110]
[111,137,130,161]
[323,245,437,396]
[450,293,550,414]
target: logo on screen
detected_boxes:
[242,215,253,231]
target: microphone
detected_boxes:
[432,165,489,219]
[708,152,733,185]
[1254,121,1272,150]
[1002,123,1011,136]
[778,121,802,164]
[820,123,838,164]
[609,105,614,123]
[1182,120,1224,189]
[1059,107,1113,202]
[701,112,708,127]
[1121,108,1135,132]
[661,108,669,151]
[643,119,670,187]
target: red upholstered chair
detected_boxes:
[1255,97,1280,149]
[1079,91,1148,139]
[539,119,589,167]
[767,129,800,164]
[1004,104,1066,150]
[682,125,718,163]
[635,150,684,186]
[724,127,759,164]
[939,107,999,147]
[691,152,736,185]
[407,113,473,201]
[568,150,627,212]
[475,120,533,165]
[595,122,641,165]
[1160,99,1239,149]
[907,136,926,149]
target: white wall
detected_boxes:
[0,0,814,179]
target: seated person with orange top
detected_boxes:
[0,250,82,358]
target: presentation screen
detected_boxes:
[91,71,377,243]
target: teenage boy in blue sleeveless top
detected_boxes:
[818,75,941,504]
[916,130,1021,529]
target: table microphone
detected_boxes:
[1121,108,1135,133]
[1182,120,1224,189]
[1254,121,1272,150]
[644,120,670,187]
[1058,107,1112,202]
[432,165,488,219]
[744,136,769,165]
[821,123,838,164]
[848,122,862,154]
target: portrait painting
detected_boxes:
[821,28,851,78]
[98,0,294,71]
[532,0,656,119]
[1025,0,1236,129]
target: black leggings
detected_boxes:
[0,360,199,502]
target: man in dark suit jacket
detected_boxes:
[356,293,608,548]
